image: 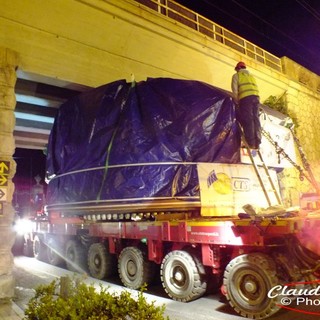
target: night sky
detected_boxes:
[175,0,320,75]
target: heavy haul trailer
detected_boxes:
[27,78,320,319]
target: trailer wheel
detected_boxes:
[47,237,64,266]
[33,235,47,261]
[65,239,86,273]
[88,243,116,280]
[160,250,207,302]
[118,247,155,289]
[223,253,280,318]
[23,239,34,257]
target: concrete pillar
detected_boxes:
[0,47,19,301]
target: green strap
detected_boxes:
[96,81,135,200]
[96,126,119,200]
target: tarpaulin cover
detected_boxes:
[46,78,240,205]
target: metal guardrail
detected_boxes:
[134,0,282,72]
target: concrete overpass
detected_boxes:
[1,0,304,151]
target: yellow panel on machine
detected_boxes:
[198,163,281,217]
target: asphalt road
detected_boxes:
[13,256,320,320]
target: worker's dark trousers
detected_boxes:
[237,95,261,149]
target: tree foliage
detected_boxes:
[263,95,299,130]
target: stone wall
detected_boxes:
[280,57,320,206]
[0,47,18,300]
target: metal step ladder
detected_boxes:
[241,133,282,207]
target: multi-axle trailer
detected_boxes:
[20,78,320,319]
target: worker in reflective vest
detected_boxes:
[231,61,261,149]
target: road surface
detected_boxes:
[13,256,320,320]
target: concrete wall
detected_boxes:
[0,47,19,300]
[280,57,320,205]
[0,0,289,97]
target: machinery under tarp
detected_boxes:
[46,78,241,207]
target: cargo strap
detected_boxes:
[97,81,136,201]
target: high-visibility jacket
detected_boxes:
[238,71,259,100]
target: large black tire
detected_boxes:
[65,239,87,273]
[88,243,116,279]
[33,235,47,261]
[47,237,64,266]
[160,250,207,302]
[12,234,24,256]
[223,253,280,319]
[23,239,34,257]
[118,247,156,289]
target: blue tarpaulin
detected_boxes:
[46,78,240,206]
